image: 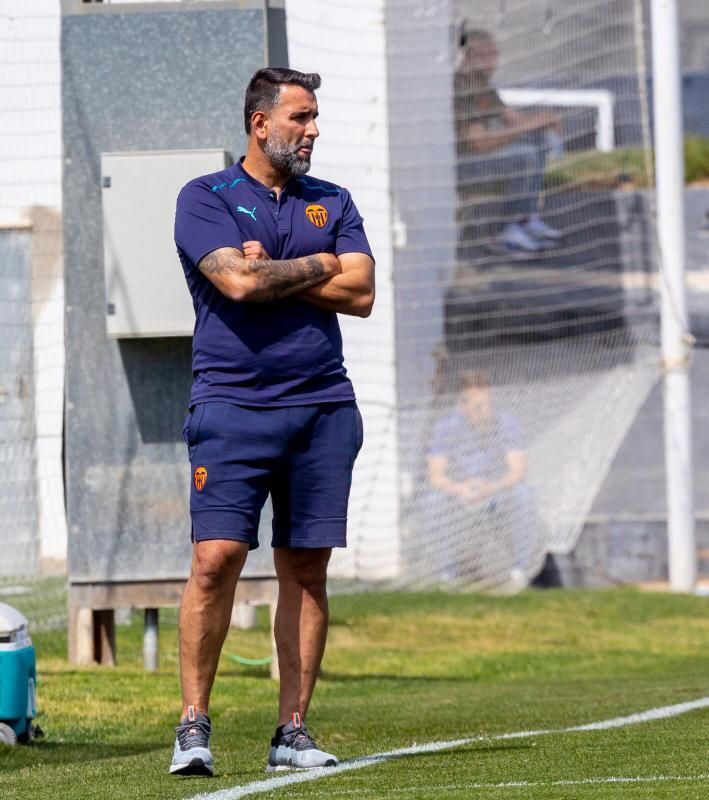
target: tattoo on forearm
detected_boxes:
[198,251,327,301]
[198,249,242,276]
[247,255,326,301]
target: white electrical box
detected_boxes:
[100,149,229,338]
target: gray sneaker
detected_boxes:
[169,707,214,776]
[266,713,338,772]
[525,214,563,241]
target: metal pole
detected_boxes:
[650,0,696,592]
[144,608,159,672]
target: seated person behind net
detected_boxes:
[455,27,563,253]
[427,370,532,584]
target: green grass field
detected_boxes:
[1,587,709,799]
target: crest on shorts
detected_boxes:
[305,204,328,228]
[194,466,208,492]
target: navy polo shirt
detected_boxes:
[175,160,373,407]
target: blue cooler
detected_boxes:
[0,602,37,745]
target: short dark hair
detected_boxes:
[244,68,321,134]
[459,25,493,50]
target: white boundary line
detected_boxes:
[297,773,709,796]
[188,696,709,800]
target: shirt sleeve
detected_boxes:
[429,415,456,457]
[453,71,469,122]
[500,414,525,452]
[335,189,374,261]
[174,180,245,269]
[472,88,506,125]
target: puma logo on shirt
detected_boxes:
[236,205,257,221]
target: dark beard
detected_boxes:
[264,132,312,177]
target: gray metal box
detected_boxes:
[101,149,228,338]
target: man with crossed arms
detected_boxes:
[171,67,374,776]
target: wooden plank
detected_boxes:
[234,578,279,605]
[69,580,186,609]
[69,577,278,609]
[68,579,280,677]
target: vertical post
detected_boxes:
[144,608,159,672]
[269,601,279,682]
[93,610,116,666]
[650,0,696,591]
[69,607,95,666]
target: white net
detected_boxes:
[0,0,666,616]
[339,0,662,591]
[0,0,66,628]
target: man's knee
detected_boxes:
[277,548,331,596]
[191,540,248,592]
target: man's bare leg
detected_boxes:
[179,539,250,715]
[273,547,331,724]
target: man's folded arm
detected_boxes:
[296,251,375,317]
[197,246,341,302]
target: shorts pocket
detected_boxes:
[353,403,364,457]
[184,404,206,454]
[181,411,192,446]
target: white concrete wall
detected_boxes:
[0,1,62,226]
[286,0,401,579]
[385,0,457,502]
[0,1,66,572]
[31,206,67,569]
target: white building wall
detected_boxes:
[380,1,457,581]
[286,0,401,579]
[385,0,457,478]
[0,1,62,225]
[0,1,66,572]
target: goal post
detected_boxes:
[298,0,665,589]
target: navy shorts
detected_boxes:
[183,401,363,549]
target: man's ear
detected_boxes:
[250,110,269,141]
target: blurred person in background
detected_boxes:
[427,370,534,587]
[455,26,564,254]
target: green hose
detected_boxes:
[226,653,272,666]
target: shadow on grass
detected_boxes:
[218,666,273,679]
[320,672,474,683]
[0,739,167,771]
[218,668,477,683]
